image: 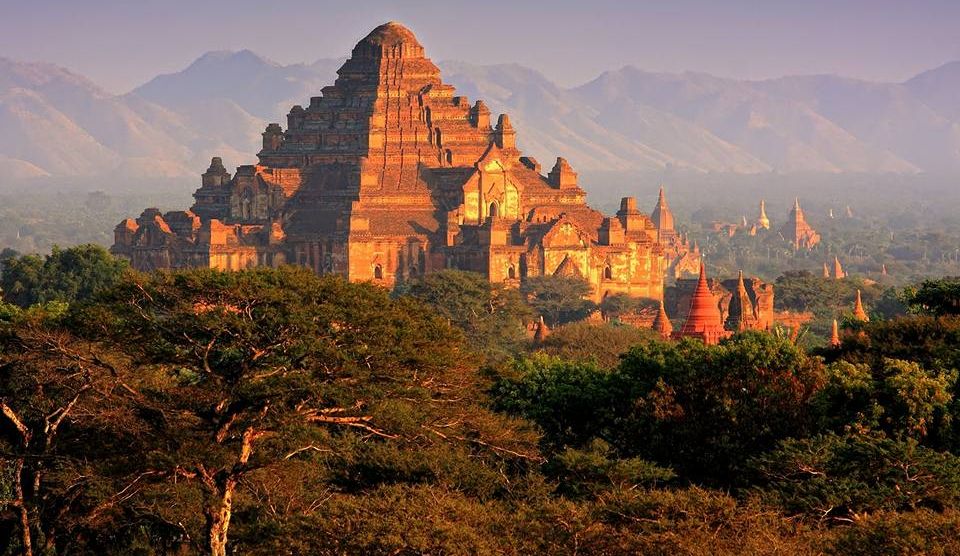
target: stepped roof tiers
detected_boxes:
[111,22,665,302]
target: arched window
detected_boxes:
[508,265,516,279]
[374,264,383,280]
[604,266,613,280]
[489,202,499,218]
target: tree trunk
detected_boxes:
[206,426,256,556]
[12,459,33,556]
[207,477,236,556]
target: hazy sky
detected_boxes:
[2,0,958,93]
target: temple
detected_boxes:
[780,198,820,250]
[111,22,665,302]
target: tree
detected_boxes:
[903,277,960,316]
[0,309,143,556]
[520,275,596,327]
[751,433,960,520]
[1,245,127,308]
[396,269,530,362]
[615,332,826,482]
[598,293,655,321]
[75,267,539,555]
[813,359,955,442]
[534,321,657,369]
[497,333,826,484]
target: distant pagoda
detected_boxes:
[651,186,676,243]
[779,198,820,250]
[756,199,770,230]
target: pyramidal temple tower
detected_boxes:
[111,22,666,302]
[780,198,821,250]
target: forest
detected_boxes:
[2,245,960,555]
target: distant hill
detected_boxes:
[1,52,959,182]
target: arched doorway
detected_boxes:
[374,264,383,280]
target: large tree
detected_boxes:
[396,269,531,362]
[73,267,538,556]
[520,275,596,327]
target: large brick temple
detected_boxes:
[112,22,666,302]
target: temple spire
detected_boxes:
[833,256,845,279]
[652,299,673,339]
[651,185,675,235]
[726,270,755,332]
[757,199,770,229]
[533,315,551,343]
[829,319,841,348]
[853,289,869,322]
[676,263,730,345]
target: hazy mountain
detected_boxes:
[1,51,958,183]
[906,61,960,122]
[754,74,960,173]
[439,61,771,173]
[0,57,198,178]
[132,50,342,122]
[573,68,919,173]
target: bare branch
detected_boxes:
[0,402,31,447]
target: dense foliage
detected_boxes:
[0,244,127,307]
[3,266,960,554]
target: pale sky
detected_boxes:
[1,0,958,93]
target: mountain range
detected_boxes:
[1,50,959,182]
